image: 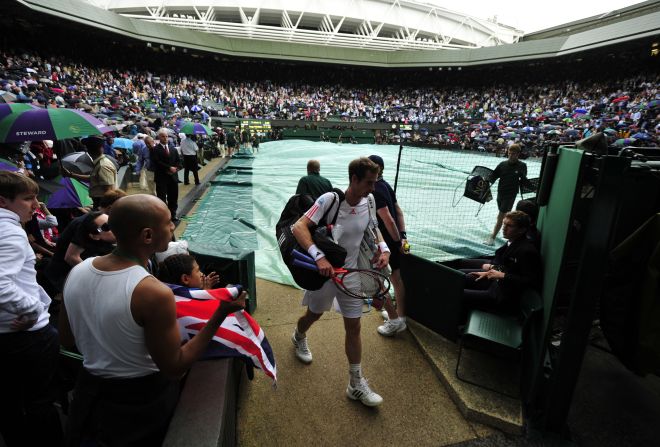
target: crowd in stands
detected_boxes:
[1,45,658,160]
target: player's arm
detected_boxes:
[134,277,245,378]
[292,215,333,276]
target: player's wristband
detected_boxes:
[399,231,407,239]
[307,244,326,261]
[378,242,390,253]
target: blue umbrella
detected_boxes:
[522,126,535,133]
[112,137,134,150]
[632,132,651,140]
[487,118,497,124]
[575,108,587,114]
[190,105,202,112]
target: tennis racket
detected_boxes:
[291,249,391,309]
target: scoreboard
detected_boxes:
[240,119,271,134]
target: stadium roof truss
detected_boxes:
[84,0,523,51]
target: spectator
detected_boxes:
[153,128,181,222]
[135,135,157,195]
[63,136,117,209]
[44,189,126,295]
[295,159,333,200]
[59,194,245,446]
[180,134,200,185]
[0,171,62,446]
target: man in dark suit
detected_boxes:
[462,210,542,314]
[153,128,181,222]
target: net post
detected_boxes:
[394,144,403,192]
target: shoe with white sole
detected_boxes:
[346,377,383,407]
[377,318,407,337]
[292,332,312,364]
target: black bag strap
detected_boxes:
[319,192,343,227]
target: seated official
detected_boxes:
[515,199,541,251]
[461,211,542,316]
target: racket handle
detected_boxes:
[292,248,314,263]
[292,258,319,271]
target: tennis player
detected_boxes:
[291,157,390,407]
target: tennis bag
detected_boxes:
[276,191,347,290]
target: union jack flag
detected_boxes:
[169,284,277,384]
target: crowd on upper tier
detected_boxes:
[1,48,658,151]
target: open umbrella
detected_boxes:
[614,138,636,147]
[575,108,587,114]
[632,133,651,140]
[0,103,39,121]
[61,151,94,175]
[112,137,134,150]
[603,128,617,135]
[0,91,17,103]
[646,99,660,109]
[45,176,92,209]
[612,96,629,103]
[0,108,110,143]
[190,105,202,112]
[565,129,580,137]
[179,122,212,136]
[0,157,19,172]
[547,129,562,135]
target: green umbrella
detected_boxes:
[0,108,109,143]
[614,138,637,147]
[562,117,573,123]
[576,114,591,120]
[603,128,616,135]
[178,122,213,135]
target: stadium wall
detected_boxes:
[17,0,660,68]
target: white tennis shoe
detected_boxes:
[347,378,383,407]
[377,318,407,337]
[292,331,312,364]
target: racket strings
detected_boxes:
[341,271,389,299]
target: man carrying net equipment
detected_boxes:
[484,144,531,246]
[290,157,391,407]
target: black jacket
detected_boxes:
[153,143,181,182]
[492,236,542,305]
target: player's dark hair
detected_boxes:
[515,199,539,224]
[348,157,379,182]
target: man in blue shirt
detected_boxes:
[133,135,156,195]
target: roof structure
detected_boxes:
[82,0,523,51]
[13,0,660,66]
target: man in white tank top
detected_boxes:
[291,157,391,407]
[60,194,246,446]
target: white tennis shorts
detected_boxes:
[302,279,363,319]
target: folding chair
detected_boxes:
[455,289,543,398]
